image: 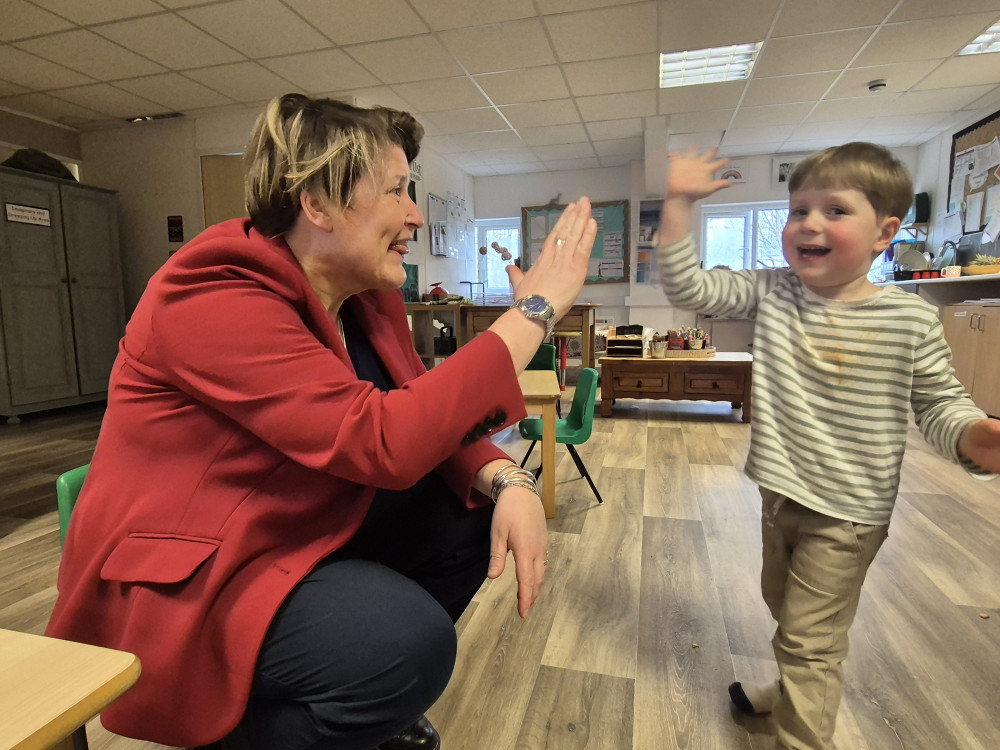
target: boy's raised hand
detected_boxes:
[667,146,732,203]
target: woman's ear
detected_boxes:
[875,215,901,252]
[299,192,335,232]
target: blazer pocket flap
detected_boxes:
[101,533,220,584]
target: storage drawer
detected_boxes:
[614,372,669,392]
[683,371,743,395]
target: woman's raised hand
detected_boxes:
[667,146,731,203]
[505,198,598,318]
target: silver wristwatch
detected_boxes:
[511,294,555,337]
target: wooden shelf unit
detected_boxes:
[605,335,644,358]
[405,302,467,369]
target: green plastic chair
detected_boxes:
[55,463,93,749]
[56,463,90,546]
[518,367,603,505]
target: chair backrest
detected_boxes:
[56,464,90,545]
[526,343,557,371]
[561,367,598,444]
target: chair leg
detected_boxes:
[520,441,537,468]
[566,444,603,504]
[72,726,89,750]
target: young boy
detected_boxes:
[656,142,1000,750]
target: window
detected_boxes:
[701,202,788,270]
[475,219,520,295]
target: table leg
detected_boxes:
[582,314,595,370]
[540,400,556,518]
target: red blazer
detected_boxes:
[45,219,527,747]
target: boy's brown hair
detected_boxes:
[788,142,913,221]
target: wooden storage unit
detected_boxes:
[463,303,599,368]
[0,167,125,424]
[600,352,753,421]
[405,302,467,369]
[942,303,1000,417]
[605,335,644,358]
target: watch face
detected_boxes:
[522,295,550,315]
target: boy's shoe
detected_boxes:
[729,680,781,715]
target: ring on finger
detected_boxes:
[554,237,566,246]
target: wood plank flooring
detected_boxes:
[2,394,999,750]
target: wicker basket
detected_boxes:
[961,264,1000,276]
[663,347,716,358]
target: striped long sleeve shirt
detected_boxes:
[658,235,991,525]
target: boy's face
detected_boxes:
[782,185,900,300]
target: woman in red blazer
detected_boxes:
[45,94,597,750]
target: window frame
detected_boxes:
[700,200,788,270]
[474,218,521,295]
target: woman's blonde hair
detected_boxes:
[788,142,913,221]
[244,93,423,237]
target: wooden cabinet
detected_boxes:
[405,302,467,369]
[0,167,125,423]
[942,304,1000,417]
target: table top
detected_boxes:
[0,628,141,750]
[518,369,561,400]
[600,351,753,363]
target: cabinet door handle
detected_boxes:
[712,381,719,389]
[969,313,978,330]
[978,314,986,332]
[637,379,642,388]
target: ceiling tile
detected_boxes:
[185,62,296,102]
[15,30,166,80]
[856,112,948,135]
[500,99,580,128]
[285,0,429,44]
[340,86,415,112]
[0,92,104,125]
[890,0,1000,22]
[743,72,840,107]
[519,123,589,146]
[460,164,498,176]
[829,60,942,97]
[593,136,643,156]
[53,83,166,118]
[537,0,640,10]
[912,54,1000,91]
[755,28,875,77]
[392,77,491,112]
[730,102,814,128]
[585,117,643,140]
[669,130,724,150]
[0,46,95,89]
[0,1,73,42]
[28,0,161,25]
[721,124,794,145]
[450,129,524,151]
[0,80,30,97]
[545,3,658,63]
[421,134,466,154]
[659,0,780,54]
[598,153,637,167]
[807,94,901,121]
[474,66,570,105]
[772,0,898,36]
[114,73,235,110]
[260,49,379,93]
[576,90,657,120]
[854,15,998,67]
[562,54,658,97]
[95,14,246,69]
[411,0,537,31]
[422,107,508,134]
[477,147,539,164]
[438,19,556,74]
[491,161,548,174]
[882,84,996,115]
[659,80,744,114]
[668,109,733,133]
[181,0,331,58]
[543,156,601,171]
[719,140,784,157]
[789,121,864,140]
[345,35,463,83]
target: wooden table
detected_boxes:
[466,304,600,369]
[0,628,141,750]
[518,369,560,518]
[600,352,753,422]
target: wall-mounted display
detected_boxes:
[521,199,629,284]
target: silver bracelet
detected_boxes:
[491,464,539,503]
[492,478,540,503]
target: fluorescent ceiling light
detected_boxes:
[659,42,762,89]
[959,21,1000,55]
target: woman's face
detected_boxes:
[324,145,424,295]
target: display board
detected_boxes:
[520,199,629,284]
[949,108,1000,234]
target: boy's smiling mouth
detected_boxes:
[798,244,831,258]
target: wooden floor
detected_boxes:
[2,392,999,750]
